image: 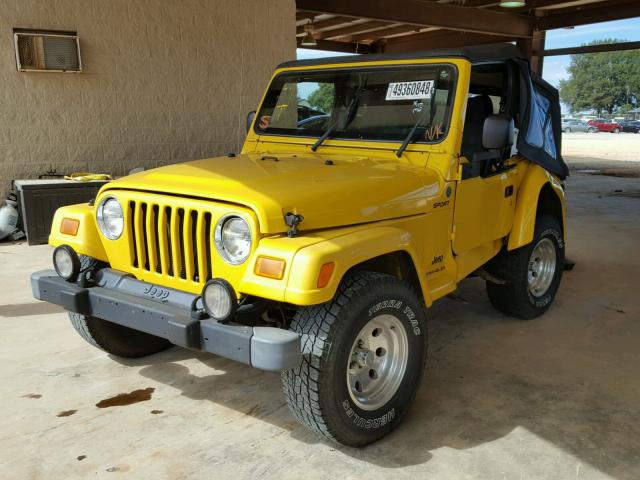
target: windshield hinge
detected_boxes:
[450,224,457,241]
[453,156,464,181]
[284,212,304,238]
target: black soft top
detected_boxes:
[278,43,524,69]
[279,42,568,179]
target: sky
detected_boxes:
[542,17,640,87]
[297,17,640,89]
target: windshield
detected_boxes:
[255,64,457,145]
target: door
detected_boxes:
[452,168,517,256]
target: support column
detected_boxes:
[530,29,546,76]
[516,29,546,76]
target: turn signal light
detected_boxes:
[317,262,335,288]
[60,218,80,236]
[255,256,286,280]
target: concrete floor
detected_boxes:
[1,172,639,479]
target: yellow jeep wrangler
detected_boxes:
[32,44,568,446]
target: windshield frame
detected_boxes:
[253,62,459,148]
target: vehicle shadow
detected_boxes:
[127,277,640,476]
[0,301,64,317]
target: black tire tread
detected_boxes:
[79,254,104,275]
[282,271,424,445]
[485,215,564,319]
[282,273,376,441]
[69,312,170,358]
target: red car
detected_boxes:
[587,119,622,133]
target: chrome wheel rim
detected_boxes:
[346,314,408,411]
[527,237,556,297]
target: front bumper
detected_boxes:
[31,269,301,371]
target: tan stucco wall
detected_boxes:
[0,0,295,198]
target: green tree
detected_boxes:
[559,39,640,114]
[307,83,335,113]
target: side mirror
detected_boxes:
[246,111,256,133]
[482,115,514,150]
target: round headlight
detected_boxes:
[53,245,80,281]
[215,215,251,265]
[97,197,124,240]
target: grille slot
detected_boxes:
[190,210,199,282]
[165,207,174,276]
[129,201,138,268]
[128,201,215,285]
[177,208,186,280]
[204,212,213,282]
[140,203,149,270]
[152,205,161,273]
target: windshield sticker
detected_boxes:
[386,80,434,101]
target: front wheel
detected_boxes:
[563,127,571,133]
[485,215,564,319]
[282,271,427,446]
[612,128,620,133]
[69,313,171,358]
[587,127,596,133]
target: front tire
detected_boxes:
[485,215,564,319]
[69,313,171,358]
[282,271,427,446]
[612,128,620,133]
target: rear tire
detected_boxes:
[69,313,171,358]
[587,127,596,133]
[613,128,620,133]
[282,271,427,446]
[563,127,571,133]
[485,215,564,319]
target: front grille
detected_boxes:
[128,201,214,284]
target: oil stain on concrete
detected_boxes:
[57,409,77,417]
[95,387,154,408]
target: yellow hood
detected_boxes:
[101,153,439,233]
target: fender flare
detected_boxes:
[284,226,430,306]
[507,164,566,251]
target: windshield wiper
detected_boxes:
[311,80,367,152]
[396,106,429,158]
[311,119,339,152]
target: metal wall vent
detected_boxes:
[14,29,82,72]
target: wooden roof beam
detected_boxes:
[296,16,356,36]
[537,1,640,29]
[538,40,640,56]
[296,0,534,37]
[296,10,316,22]
[321,21,393,40]
[296,38,371,54]
[348,25,426,43]
[384,30,516,53]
